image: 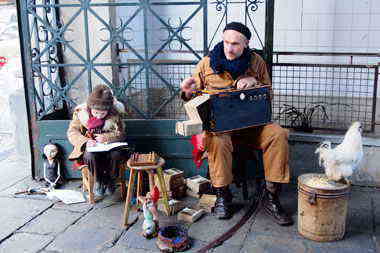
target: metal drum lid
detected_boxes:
[298,173,350,191]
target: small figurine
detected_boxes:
[42,143,62,189]
[141,186,160,239]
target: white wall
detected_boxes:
[274,0,379,64]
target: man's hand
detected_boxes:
[180,77,196,98]
[236,76,259,90]
[86,140,97,147]
[94,134,107,143]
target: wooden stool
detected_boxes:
[123,157,170,227]
[81,162,127,204]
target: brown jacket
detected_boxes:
[67,103,126,160]
[181,52,272,100]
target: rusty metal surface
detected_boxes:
[298,174,350,242]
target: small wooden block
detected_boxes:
[177,208,205,223]
[171,185,187,199]
[186,175,210,194]
[154,168,186,193]
[198,194,217,213]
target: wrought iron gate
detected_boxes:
[17,0,274,177]
[18,0,272,119]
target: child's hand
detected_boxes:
[87,140,97,147]
[94,134,107,143]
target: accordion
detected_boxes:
[176,86,272,135]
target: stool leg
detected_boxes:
[82,169,86,193]
[88,169,95,204]
[136,171,143,206]
[156,167,171,216]
[82,167,88,193]
[123,169,136,227]
[119,163,127,200]
[82,166,95,204]
[148,172,155,192]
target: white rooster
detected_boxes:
[315,121,363,184]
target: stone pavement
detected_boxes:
[0,156,379,253]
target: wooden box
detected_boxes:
[186,175,210,194]
[197,194,217,213]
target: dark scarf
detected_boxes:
[87,108,108,133]
[209,41,251,80]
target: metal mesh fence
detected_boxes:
[120,62,194,119]
[120,61,378,132]
[272,63,378,132]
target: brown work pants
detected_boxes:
[206,123,290,187]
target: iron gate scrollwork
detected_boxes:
[18,0,270,120]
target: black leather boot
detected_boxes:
[262,183,293,226]
[214,186,233,220]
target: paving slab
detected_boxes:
[302,232,377,252]
[371,189,380,252]
[0,232,54,253]
[0,198,53,241]
[371,189,380,232]
[20,208,84,235]
[223,216,253,247]
[116,218,162,252]
[0,156,29,192]
[210,243,241,253]
[52,201,93,213]
[116,214,208,253]
[0,218,34,243]
[346,188,373,233]
[251,210,301,239]
[44,223,119,253]
[346,206,373,233]
[188,203,250,245]
[0,177,50,201]
[0,197,52,219]
[104,245,157,253]
[186,239,209,252]
[240,233,308,253]
[76,202,137,230]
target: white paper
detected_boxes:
[87,142,128,152]
[46,190,86,204]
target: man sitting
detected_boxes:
[180,22,293,226]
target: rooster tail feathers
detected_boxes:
[315,141,331,154]
[315,141,331,166]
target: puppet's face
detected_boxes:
[44,144,58,160]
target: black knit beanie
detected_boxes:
[87,85,113,111]
[223,22,251,40]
